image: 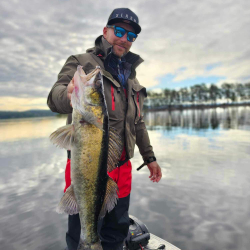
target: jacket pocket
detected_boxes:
[132,83,147,124]
[102,71,124,120]
[102,72,120,111]
[109,116,123,129]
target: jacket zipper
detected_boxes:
[137,92,140,117]
[111,85,115,111]
[117,63,120,74]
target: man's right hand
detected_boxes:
[67,78,74,106]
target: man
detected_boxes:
[47,8,162,250]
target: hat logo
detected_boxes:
[115,13,137,23]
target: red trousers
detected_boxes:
[64,158,132,198]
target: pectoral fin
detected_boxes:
[49,124,75,150]
[98,176,119,219]
[80,111,103,130]
[107,127,123,172]
[56,185,79,215]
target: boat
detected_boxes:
[124,215,181,250]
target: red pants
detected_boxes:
[64,159,132,198]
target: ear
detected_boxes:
[103,27,108,39]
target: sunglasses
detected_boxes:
[106,25,137,42]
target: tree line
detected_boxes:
[0,110,57,119]
[144,82,250,108]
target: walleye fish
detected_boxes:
[50,66,123,250]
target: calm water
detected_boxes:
[1,107,250,250]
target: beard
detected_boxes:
[112,44,129,58]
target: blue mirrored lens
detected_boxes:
[113,26,137,42]
[127,32,137,42]
[115,27,126,38]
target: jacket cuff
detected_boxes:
[142,153,156,163]
[145,156,157,164]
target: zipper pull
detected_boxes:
[117,63,121,74]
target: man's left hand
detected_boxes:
[147,161,162,183]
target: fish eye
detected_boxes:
[95,80,102,88]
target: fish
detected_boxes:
[50,65,123,250]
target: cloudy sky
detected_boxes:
[1,0,250,111]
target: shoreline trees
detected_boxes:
[144,82,250,109]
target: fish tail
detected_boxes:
[77,241,102,250]
[77,231,103,250]
[90,242,103,250]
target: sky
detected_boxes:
[0,0,250,111]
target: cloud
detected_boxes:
[0,0,250,110]
[0,97,48,111]
[134,0,250,88]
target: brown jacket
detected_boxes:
[47,36,155,162]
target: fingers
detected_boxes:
[67,92,72,101]
[147,162,162,183]
[155,168,162,183]
[67,79,75,106]
[149,168,153,178]
[150,166,157,182]
[151,171,161,182]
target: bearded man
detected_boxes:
[47,8,162,250]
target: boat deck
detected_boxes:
[124,233,181,250]
[145,234,181,250]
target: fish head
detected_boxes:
[84,68,104,106]
[72,66,104,109]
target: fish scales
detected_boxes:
[50,66,122,250]
[72,107,107,244]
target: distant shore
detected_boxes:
[0,110,58,120]
[144,102,250,112]
[1,103,250,120]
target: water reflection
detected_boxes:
[0,116,66,142]
[1,107,250,250]
[130,128,250,250]
[143,107,250,130]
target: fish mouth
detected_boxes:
[94,71,103,89]
[82,67,102,89]
[86,67,101,81]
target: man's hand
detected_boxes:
[147,161,162,183]
[67,78,75,106]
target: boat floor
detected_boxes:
[124,233,181,250]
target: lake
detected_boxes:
[1,107,250,250]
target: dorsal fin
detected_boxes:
[107,126,123,172]
[98,176,119,219]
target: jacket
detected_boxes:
[47,35,155,162]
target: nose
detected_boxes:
[120,32,128,42]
